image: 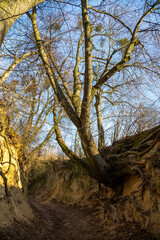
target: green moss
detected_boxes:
[132,132,149,147]
[95,23,103,32]
[54,22,61,31]
[109,125,160,154]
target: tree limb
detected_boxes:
[27,7,81,129]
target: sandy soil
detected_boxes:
[0,195,156,240]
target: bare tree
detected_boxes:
[0,0,159,194]
[24,0,160,190]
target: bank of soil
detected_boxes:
[0,126,159,239]
[0,195,156,240]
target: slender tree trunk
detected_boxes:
[80,0,93,135]
[78,1,111,184]
[95,89,105,152]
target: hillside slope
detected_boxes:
[0,101,33,228]
[29,126,160,239]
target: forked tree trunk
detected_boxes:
[28,1,160,195]
[78,127,111,183]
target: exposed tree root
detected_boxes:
[0,168,11,196]
[101,125,160,198]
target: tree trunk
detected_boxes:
[95,89,105,152]
[0,0,46,46]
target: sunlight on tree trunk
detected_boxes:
[0,0,46,46]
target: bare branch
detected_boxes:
[0,50,38,85]
[73,33,83,117]
[27,7,81,129]
[53,98,91,172]
[93,1,160,92]
[88,6,132,34]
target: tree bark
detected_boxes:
[95,89,105,152]
[80,0,93,134]
[0,0,46,46]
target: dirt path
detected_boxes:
[0,196,156,240]
[28,196,106,240]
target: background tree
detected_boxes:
[0,7,66,156]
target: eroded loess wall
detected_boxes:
[0,101,33,227]
[29,135,160,239]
